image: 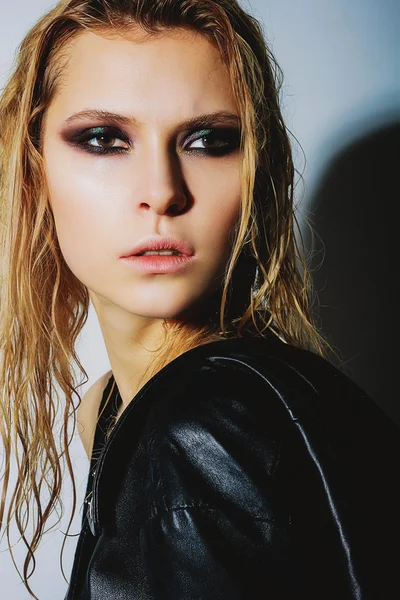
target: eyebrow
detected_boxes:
[63,109,241,132]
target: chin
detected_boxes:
[119,297,201,321]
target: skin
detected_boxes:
[42,26,242,415]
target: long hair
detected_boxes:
[0,0,337,597]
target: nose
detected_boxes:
[136,142,188,216]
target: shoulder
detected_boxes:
[144,332,400,510]
[145,331,368,447]
[190,333,393,428]
[77,369,113,458]
[152,331,374,431]
[143,335,305,517]
[140,336,400,597]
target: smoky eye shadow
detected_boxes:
[58,122,242,156]
[62,125,128,142]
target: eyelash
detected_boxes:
[69,126,241,156]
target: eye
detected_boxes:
[86,133,129,150]
[185,127,241,156]
[69,126,131,154]
[64,125,241,156]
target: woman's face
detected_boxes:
[42,27,242,321]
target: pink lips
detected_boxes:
[120,235,194,258]
[120,254,196,274]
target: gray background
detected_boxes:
[0,0,399,598]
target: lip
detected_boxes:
[120,254,196,274]
[120,235,195,258]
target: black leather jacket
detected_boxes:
[65,332,400,599]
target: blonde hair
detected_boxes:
[0,1,338,597]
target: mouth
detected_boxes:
[120,252,196,274]
[135,250,185,256]
[120,235,195,258]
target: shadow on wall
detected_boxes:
[304,120,400,428]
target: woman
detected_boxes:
[0,1,398,599]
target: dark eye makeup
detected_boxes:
[62,125,241,157]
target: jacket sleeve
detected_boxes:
[137,362,297,599]
[140,501,293,599]
[138,355,400,599]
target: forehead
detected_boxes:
[46,27,238,127]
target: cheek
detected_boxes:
[200,181,241,257]
[44,154,113,274]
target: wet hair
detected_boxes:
[0,1,337,597]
